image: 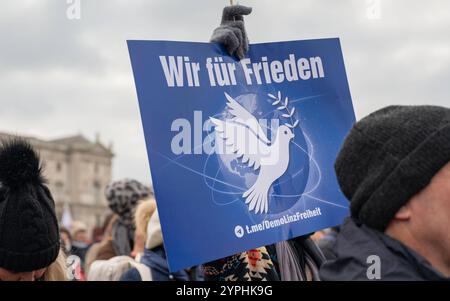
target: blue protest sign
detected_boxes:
[128,38,356,272]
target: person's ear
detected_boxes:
[394,204,411,221]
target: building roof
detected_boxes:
[0,132,114,158]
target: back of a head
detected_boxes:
[134,198,157,238]
[335,105,450,231]
[71,220,88,239]
[104,179,152,227]
[0,139,60,272]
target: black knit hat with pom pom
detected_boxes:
[0,139,60,272]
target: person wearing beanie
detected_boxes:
[0,139,66,281]
[320,105,450,280]
[104,179,151,256]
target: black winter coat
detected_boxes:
[320,218,448,281]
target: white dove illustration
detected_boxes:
[210,93,295,214]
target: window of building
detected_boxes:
[93,181,101,189]
[55,181,64,194]
[93,180,101,204]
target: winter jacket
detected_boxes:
[71,241,91,268]
[202,246,280,281]
[120,246,190,281]
[320,218,449,281]
[202,235,325,281]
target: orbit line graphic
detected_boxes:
[155,93,347,222]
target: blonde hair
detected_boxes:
[43,250,68,281]
[134,198,156,238]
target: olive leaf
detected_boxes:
[269,91,300,130]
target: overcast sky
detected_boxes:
[0,0,449,185]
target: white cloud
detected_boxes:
[0,0,449,184]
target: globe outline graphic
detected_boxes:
[203,92,312,216]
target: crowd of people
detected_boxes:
[0,5,448,281]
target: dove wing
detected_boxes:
[224,93,270,144]
[210,117,270,171]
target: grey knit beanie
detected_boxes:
[335,105,450,231]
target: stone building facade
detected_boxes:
[0,132,114,234]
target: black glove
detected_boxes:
[210,5,252,59]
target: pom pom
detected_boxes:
[0,139,44,187]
